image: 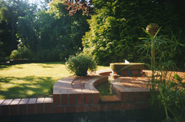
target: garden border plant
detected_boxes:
[138,27,185,122]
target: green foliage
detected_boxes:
[16,4,38,52]
[150,73,185,122]
[10,47,61,61]
[0,20,13,60]
[1,0,184,65]
[36,48,60,61]
[78,117,88,122]
[138,29,185,122]
[138,29,185,68]
[83,0,184,65]
[65,53,97,76]
[10,46,33,60]
[96,82,113,96]
[10,50,19,60]
[0,0,90,62]
[0,40,7,62]
[0,53,7,62]
[0,0,30,60]
[34,0,90,61]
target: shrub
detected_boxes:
[65,53,97,76]
[10,50,20,60]
[138,28,185,122]
[10,46,33,60]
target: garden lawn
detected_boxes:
[0,62,109,99]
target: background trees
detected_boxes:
[0,0,21,61]
[0,0,89,61]
[37,0,89,60]
[0,0,184,67]
[82,0,185,66]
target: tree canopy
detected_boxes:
[82,0,185,65]
[0,0,89,61]
[0,0,184,67]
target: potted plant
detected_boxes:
[65,53,97,76]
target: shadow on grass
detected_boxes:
[42,62,65,65]
[42,66,53,68]
[0,76,60,99]
[15,66,23,69]
[0,62,65,69]
[0,65,12,69]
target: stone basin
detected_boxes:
[110,63,145,72]
[110,63,145,78]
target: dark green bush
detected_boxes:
[10,50,20,60]
[10,46,33,60]
[65,53,97,76]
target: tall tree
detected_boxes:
[34,0,90,60]
[83,0,184,65]
[17,3,38,52]
[0,0,24,61]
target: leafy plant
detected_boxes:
[138,28,185,122]
[82,0,184,65]
[10,46,33,60]
[65,53,97,76]
[96,82,113,96]
[154,73,185,122]
[78,116,89,122]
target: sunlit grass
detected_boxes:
[0,62,109,99]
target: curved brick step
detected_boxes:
[53,75,108,105]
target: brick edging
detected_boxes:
[0,75,152,117]
[112,78,151,103]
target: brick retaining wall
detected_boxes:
[0,75,151,117]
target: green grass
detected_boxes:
[0,62,109,99]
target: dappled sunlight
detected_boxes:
[0,62,108,79]
[0,76,55,99]
[0,62,72,79]
[0,62,109,99]
[43,89,49,93]
[26,90,34,95]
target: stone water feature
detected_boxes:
[110,61,145,79]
